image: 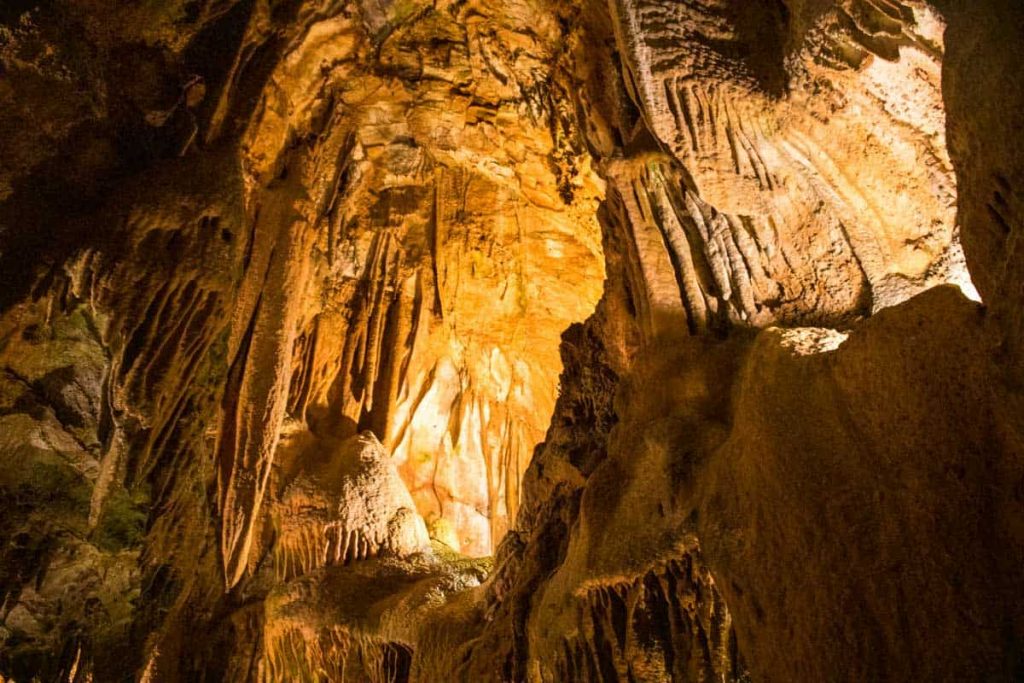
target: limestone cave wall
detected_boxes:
[0,0,1021,681]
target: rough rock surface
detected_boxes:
[270,432,430,580]
[0,0,1022,681]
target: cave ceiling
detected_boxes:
[0,0,1022,681]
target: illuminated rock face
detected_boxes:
[270,432,430,580]
[0,0,1023,681]
[228,0,606,560]
[603,0,973,338]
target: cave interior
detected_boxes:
[0,0,1023,681]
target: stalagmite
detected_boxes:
[271,432,429,580]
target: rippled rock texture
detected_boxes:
[0,0,1022,681]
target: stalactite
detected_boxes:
[286,318,319,421]
[554,556,745,683]
[262,626,413,683]
[217,181,318,587]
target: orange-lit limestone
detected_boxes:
[271,432,430,580]
[225,0,606,566]
[605,0,974,337]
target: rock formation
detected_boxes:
[0,0,1022,681]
